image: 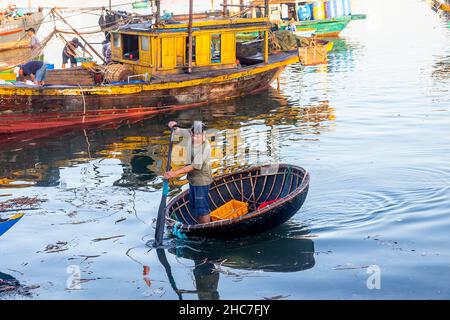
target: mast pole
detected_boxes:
[155,0,161,26]
[187,0,194,73]
[52,8,106,64]
[223,0,227,16]
[264,0,269,64]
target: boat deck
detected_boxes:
[6,51,298,89]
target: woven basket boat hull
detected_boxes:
[166,164,310,240]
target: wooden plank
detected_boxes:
[46,68,94,86]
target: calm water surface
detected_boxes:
[1,0,450,299]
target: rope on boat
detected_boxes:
[33,1,149,12]
[77,84,87,123]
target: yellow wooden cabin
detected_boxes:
[110,17,271,76]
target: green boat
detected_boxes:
[283,14,366,37]
[252,1,366,37]
[132,1,149,9]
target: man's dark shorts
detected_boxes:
[188,184,211,223]
[62,52,77,64]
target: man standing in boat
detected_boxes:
[62,38,85,69]
[164,121,213,224]
[25,28,43,61]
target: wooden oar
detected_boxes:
[153,128,175,248]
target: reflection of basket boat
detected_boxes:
[166,164,310,239]
[298,37,333,66]
[170,234,316,272]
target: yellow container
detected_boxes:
[0,70,16,82]
[312,2,326,20]
[82,61,96,69]
[210,200,249,222]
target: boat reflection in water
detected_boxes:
[154,224,315,300]
[0,89,335,191]
[432,54,450,82]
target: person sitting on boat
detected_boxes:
[16,61,47,86]
[62,38,85,69]
[25,28,43,61]
[164,121,213,225]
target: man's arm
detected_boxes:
[168,121,191,138]
[164,165,194,180]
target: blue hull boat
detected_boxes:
[0,213,24,237]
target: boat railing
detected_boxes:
[128,73,149,83]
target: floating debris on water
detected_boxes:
[91,235,125,242]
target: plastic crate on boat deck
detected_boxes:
[210,200,249,222]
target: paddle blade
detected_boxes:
[154,181,169,247]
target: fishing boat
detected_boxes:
[166,164,310,239]
[0,3,299,135]
[252,0,366,37]
[298,36,333,66]
[0,6,44,52]
[0,213,24,237]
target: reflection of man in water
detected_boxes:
[193,260,219,300]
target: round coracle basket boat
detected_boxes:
[166,164,310,239]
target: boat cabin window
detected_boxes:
[211,34,221,63]
[281,3,297,21]
[122,34,140,61]
[269,5,281,20]
[236,32,264,66]
[141,36,150,51]
[113,33,120,47]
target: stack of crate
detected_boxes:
[0,69,16,83]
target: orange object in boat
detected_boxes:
[210,200,249,222]
[258,199,282,210]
